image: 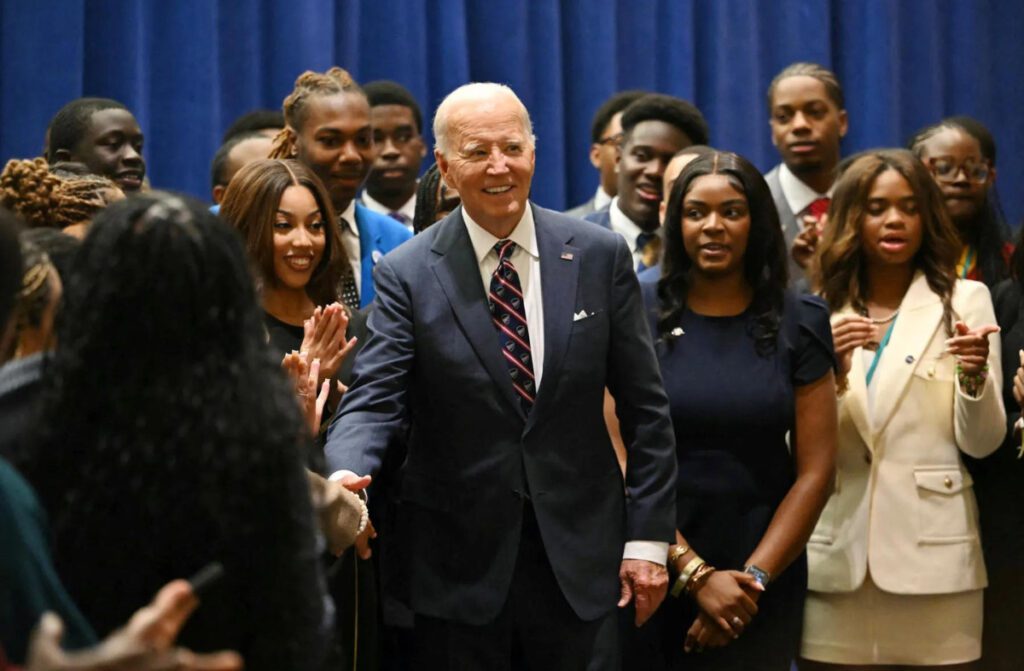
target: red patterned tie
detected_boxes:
[807,197,830,222]
[488,240,535,413]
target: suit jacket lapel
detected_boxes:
[527,207,578,432]
[870,272,943,439]
[835,305,873,450]
[429,212,525,419]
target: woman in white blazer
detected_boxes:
[799,150,1005,670]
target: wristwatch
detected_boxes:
[743,564,771,588]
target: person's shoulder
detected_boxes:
[783,290,833,341]
[356,203,413,243]
[953,277,993,306]
[581,206,610,226]
[565,197,595,219]
[535,205,620,248]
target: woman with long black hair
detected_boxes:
[25,193,333,671]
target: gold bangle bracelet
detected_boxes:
[668,544,690,573]
[685,564,716,596]
[671,557,705,598]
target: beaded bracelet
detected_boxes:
[956,362,989,398]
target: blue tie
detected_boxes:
[488,240,536,414]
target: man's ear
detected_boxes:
[52,148,72,162]
[838,110,849,139]
[434,149,452,189]
[589,144,601,169]
[212,185,225,205]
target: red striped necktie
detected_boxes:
[488,240,536,413]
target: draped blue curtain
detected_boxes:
[2,0,1022,224]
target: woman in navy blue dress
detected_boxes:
[640,151,837,670]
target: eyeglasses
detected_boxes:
[596,133,623,147]
[927,156,991,184]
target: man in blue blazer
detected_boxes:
[326,83,676,669]
[352,202,412,307]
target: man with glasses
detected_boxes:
[764,63,849,286]
[566,91,646,218]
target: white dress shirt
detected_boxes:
[778,163,834,218]
[361,191,416,232]
[593,185,613,211]
[339,201,362,294]
[608,197,649,269]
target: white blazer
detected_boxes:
[807,274,1005,595]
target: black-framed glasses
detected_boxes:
[927,156,991,183]
[596,132,623,147]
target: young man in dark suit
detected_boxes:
[326,83,677,669]
[763,62,848,286]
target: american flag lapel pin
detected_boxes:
[560,251,574,261]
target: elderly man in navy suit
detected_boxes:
[326,83,676,669]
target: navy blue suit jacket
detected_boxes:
[353,203,412,308]
[326,204,676,625]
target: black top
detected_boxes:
[639,284,834,670]
[263,308,369,387]
[964,278,1024,565]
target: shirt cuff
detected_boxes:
[623,541,669,566]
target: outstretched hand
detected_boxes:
[946,321,999,376]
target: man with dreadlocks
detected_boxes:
[270,67,411,311]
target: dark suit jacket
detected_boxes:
[353,203,412,309]
[765,165,808,287]
[582,205,612,230]
[326,204,676,625]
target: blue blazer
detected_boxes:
[326,204,677,625]
[354,203,412,308]
[582,205,612,230]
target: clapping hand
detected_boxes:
[281,352,333,435]
[946,321,1000,376]
[791,213,827,270]
[300,303,358,386]
[831,315,876,380]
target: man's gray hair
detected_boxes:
[433,82,535,156]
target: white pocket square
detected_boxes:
[573,309,590,322]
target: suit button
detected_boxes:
[944,477,953,489]
[927,366,936,378]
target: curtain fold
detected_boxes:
[1,0,1020,224]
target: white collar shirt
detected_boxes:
[608,197,649,268]
[778,162,835,217]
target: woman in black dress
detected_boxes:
[26,193,333,671]
[642,151,837,670]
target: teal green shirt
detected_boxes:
[0,458,96,663]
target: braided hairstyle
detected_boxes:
[269,67,362,160]
[0,158,119,230]
[14,237,56,335]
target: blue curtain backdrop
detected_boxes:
[1,0,1022,223]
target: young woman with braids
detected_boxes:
[629,151,837,670]
[908,117,1011,287]
[799,150,1005,670]
[268,67,411,310]
[23,193,334,671]
[0,157,123,237]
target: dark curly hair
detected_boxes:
[657,151,787,355]
[621,94,710,147]
[25,192,330,668]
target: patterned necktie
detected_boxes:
[636,232,659,272]
[807,197,831,222]
[338,216,360,310]
[488,240,536,413]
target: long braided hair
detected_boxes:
[0,157,118,230]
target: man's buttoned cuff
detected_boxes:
[623,541,669,566]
